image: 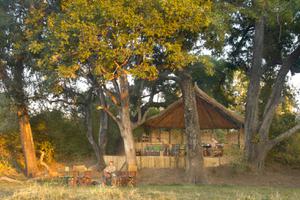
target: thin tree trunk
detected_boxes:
[17,106,38,177]
[84,102,106,170]
[119,73,137,170]
[180,71,206,184]
[85,104,101,164]
[97,88,108,170]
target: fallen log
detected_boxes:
[0,176,22,183]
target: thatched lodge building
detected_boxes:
[134,86,244,159]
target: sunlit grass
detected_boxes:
[1,182,300,200]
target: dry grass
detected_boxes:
[1,181,300,200]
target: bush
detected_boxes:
[0,134,20,176]
[269,133,300,167]
[31,110,93,162]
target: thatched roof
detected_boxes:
[144,86,244,129]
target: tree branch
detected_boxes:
[269,124,300,147]
[102,107,121,126]
[259,44,300,140]
[132,107,152,129]
[102,85,120,106]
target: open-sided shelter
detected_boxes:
[133,86,244,164]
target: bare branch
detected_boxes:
[132,108,152,129]
[102,107,121,126]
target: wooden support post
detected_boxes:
[168,130,171,144]
[238,128,243,149]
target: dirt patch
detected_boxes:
[137,165,300,187]
[137,168,186,185]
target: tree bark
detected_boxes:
[179,71,206,184]
[248,143,271,171]
[11,59,39,178]
[85,104,103,169]
[97,88,108,170]
[84,93,107,171]
[244,13,300,171]
[17,106,38,177]
[119,73,137,170]
[244,16,265,163]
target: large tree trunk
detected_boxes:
[247,143,271,171]
[119,73,137,170]
[244,13,300,171]
[17,106,38,177]
[180,71,206,184]
[244,16,265,163]
[12,60,39,178]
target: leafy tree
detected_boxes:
[30,0,212,173]
[151,1,229,183]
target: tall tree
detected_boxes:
[227,0,300,170]
[0,1,39,177]
[153,1,229,183]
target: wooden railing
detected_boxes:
[104,155,186,170]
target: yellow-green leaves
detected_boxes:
[199,56,214,76]
[28,41,45,54]
[40,0,212,81]
[57,64,79,79]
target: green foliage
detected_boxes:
[0,94,19,134]
[269,112,300,166]
[31,110,93,161]
[227,0,300,72]
[105,118,122,155]
[191,58,239,107]
[271,134,300,166]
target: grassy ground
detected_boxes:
[1,182,300,200]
